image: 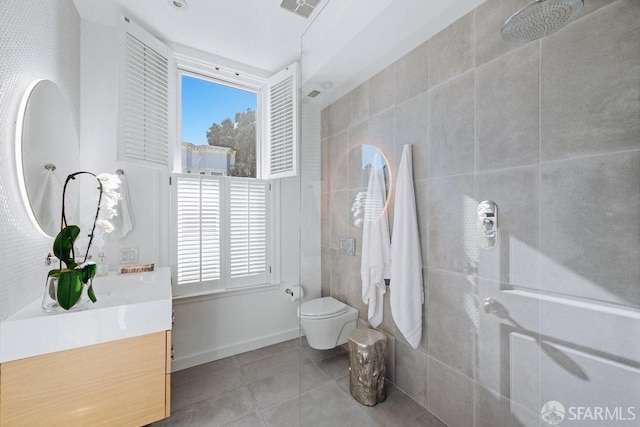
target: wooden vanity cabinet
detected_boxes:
[0,331,171,426]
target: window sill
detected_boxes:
[172,282,281,304]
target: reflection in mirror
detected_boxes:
[351,144,389,227]
[17,80,80,237]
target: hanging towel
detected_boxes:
[33,169,63,235]
[390,144,424,348]
[111,171,135,240]
[360,153,391,327]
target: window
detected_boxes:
[172,67,274,296]
[180,74,258,177]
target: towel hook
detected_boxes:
[116,169,124,176]
[44,163,56,171]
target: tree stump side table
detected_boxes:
[348,327,387,406]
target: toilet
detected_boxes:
[299,297,358,350]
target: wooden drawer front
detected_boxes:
[0,332,166,427]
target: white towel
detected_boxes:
[33,169,62,235]
[111,172,135,240]
[390,144,424,348]
[360,153,391,327]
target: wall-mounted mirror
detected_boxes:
[351,144,389,227]
[17,80,80,237]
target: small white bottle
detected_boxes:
[96,252,108,276]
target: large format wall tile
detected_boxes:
[475,0,532,67]
[329,248,350,303]
[369,63,396,116]
[329,130,349,192]
[348,121,370,190]
[428,71,475,178]
[476,277,540,409]
[415,179,429,268]
[475,165,540,288]
[476,43,540,171]
[396,40,430,104]
[395,339,429,408]
[321,137,330,194]
[349,81,369,128]
[396,91,428,181]
[541,0,640,161]
[428,357,474,427]
[429,12,474,88]
[329,190,350,251]
[475,384,540,427]
[427,174,476,274]
[540,152,640,307]
[329,93,350,136]
[427,270,477,378]
[539,341,640,418]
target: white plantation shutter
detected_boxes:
[227,178,270,287]
[120,17,169,166]
[172,174,270,295]
[173,175,221,291]
[267,63,298,179]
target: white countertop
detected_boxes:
[0,267,172,363]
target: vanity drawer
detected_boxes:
[0,331,170,426]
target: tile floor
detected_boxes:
[154,338,447,427]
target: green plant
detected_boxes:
[47,172,120,310]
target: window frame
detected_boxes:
[171,54,281,298]
[172,54,268,179]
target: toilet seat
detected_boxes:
[300,297,348,319]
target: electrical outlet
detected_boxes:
[128,247,139,263]
[120,247,139,264]
[120,248,130,263]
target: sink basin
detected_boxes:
[0,267,172,363]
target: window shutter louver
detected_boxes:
[121,18,170,166]
[267,63,298,179]
[227,178,270,287]
[174,175,221,288]
[172,174,270,295]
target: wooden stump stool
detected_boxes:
[348,328,387,406]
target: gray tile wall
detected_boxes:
[320,1,639,426]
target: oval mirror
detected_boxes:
[17,80,80,237]
[351,144,389,227]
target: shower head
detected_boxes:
[501,0,584,43]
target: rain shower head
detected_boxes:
[501,0,584,43]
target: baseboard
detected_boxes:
[171,327,303,372]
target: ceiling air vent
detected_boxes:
[307,90,321,98]
[280,0,321,19]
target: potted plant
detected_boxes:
[42,172,120,311]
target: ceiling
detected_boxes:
[72,0,323,74]
[72,0,485,107]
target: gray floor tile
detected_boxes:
[260,382,377,427]
[222,412,267,427]
[162,339,442,427]
[172,368,247,412]
[172,356,239,388]
[233,339,300,366]
[248,362,330,409]
[407,411,447,427]
[315,350,350,379]
[157,387,256,427]
[240,349,307,383]
[299,337,348,362]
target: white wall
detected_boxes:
[79,18,305,371]
[80,20,170,271]
[0,0,80,321]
